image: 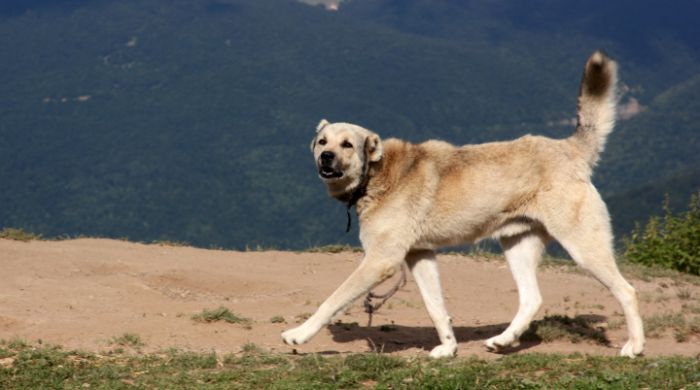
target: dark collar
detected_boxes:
[341,138,374,233]
[344,184,367,232]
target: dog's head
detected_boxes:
[310,119,382,196]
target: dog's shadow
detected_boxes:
[327,314,610,354]
[327,322,533,354]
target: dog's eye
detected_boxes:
[341,141,353,149]
[318,139,327,146]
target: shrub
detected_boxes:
[624,191,700,275]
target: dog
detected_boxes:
[282,51,645,358]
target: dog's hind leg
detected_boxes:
[281,248,406,346]
[485,232,546,352]
[406,250,457,358]
[547,186,645,357]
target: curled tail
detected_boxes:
[572,50,618,167]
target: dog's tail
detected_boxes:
[571,50,618,167]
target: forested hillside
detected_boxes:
[1,0,698,249]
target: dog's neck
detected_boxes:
[327,151,376,206]
[328,139,404,208]
[331,176,369,205]
[330,166,372,211]
[325,139,406,230]
[327,159,381,232]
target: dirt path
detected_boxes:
[1,238,698,358]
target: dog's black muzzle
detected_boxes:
[318,151,343,179]
[320,151,335,165]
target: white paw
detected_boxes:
[429,343,457,359]
[281,325,315,346]
[484,333,518,352]
[620,339,644,358]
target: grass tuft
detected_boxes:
[677,287,693,300]
[191,306,251,326]
[270,315,285,324]
[643,312,700,341]
[110,333,144,348]
[644,312,686,338]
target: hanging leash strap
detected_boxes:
[363,265,407,327]
[344,186,366,233]
[340,139,405,326]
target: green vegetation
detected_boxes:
[153,240,190,247]
[304,244,363,253]
[607,168,700,237]
[109,333,145,348]
[0,0,698,250]
[1,341,700,389]
[677,287,693,300]
[644,312,700,342]
[0,228,40,242]
[270,315,285,324]
[191,306,251,326]
[625,192,700,275]
[618,260,700,286]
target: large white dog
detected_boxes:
[282,51,645,358]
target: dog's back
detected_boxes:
[357,51,618,247]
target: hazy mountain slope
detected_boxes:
[607,167,700,238]
[599,73,700,194]
[341,0,700,100]
[0,0,698,249]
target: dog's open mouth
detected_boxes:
[319,166,343,179]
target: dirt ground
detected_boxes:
[1,238,698,358]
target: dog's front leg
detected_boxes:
[281,250,404,346]
[406,250,457,358]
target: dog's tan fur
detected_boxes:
[283,51,645,358]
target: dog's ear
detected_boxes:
[365,132,383,162]
[316,119,330,133]
[310,119,330,152]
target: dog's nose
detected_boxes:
[320,151,335,164]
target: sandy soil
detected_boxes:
[1,238,698,358]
